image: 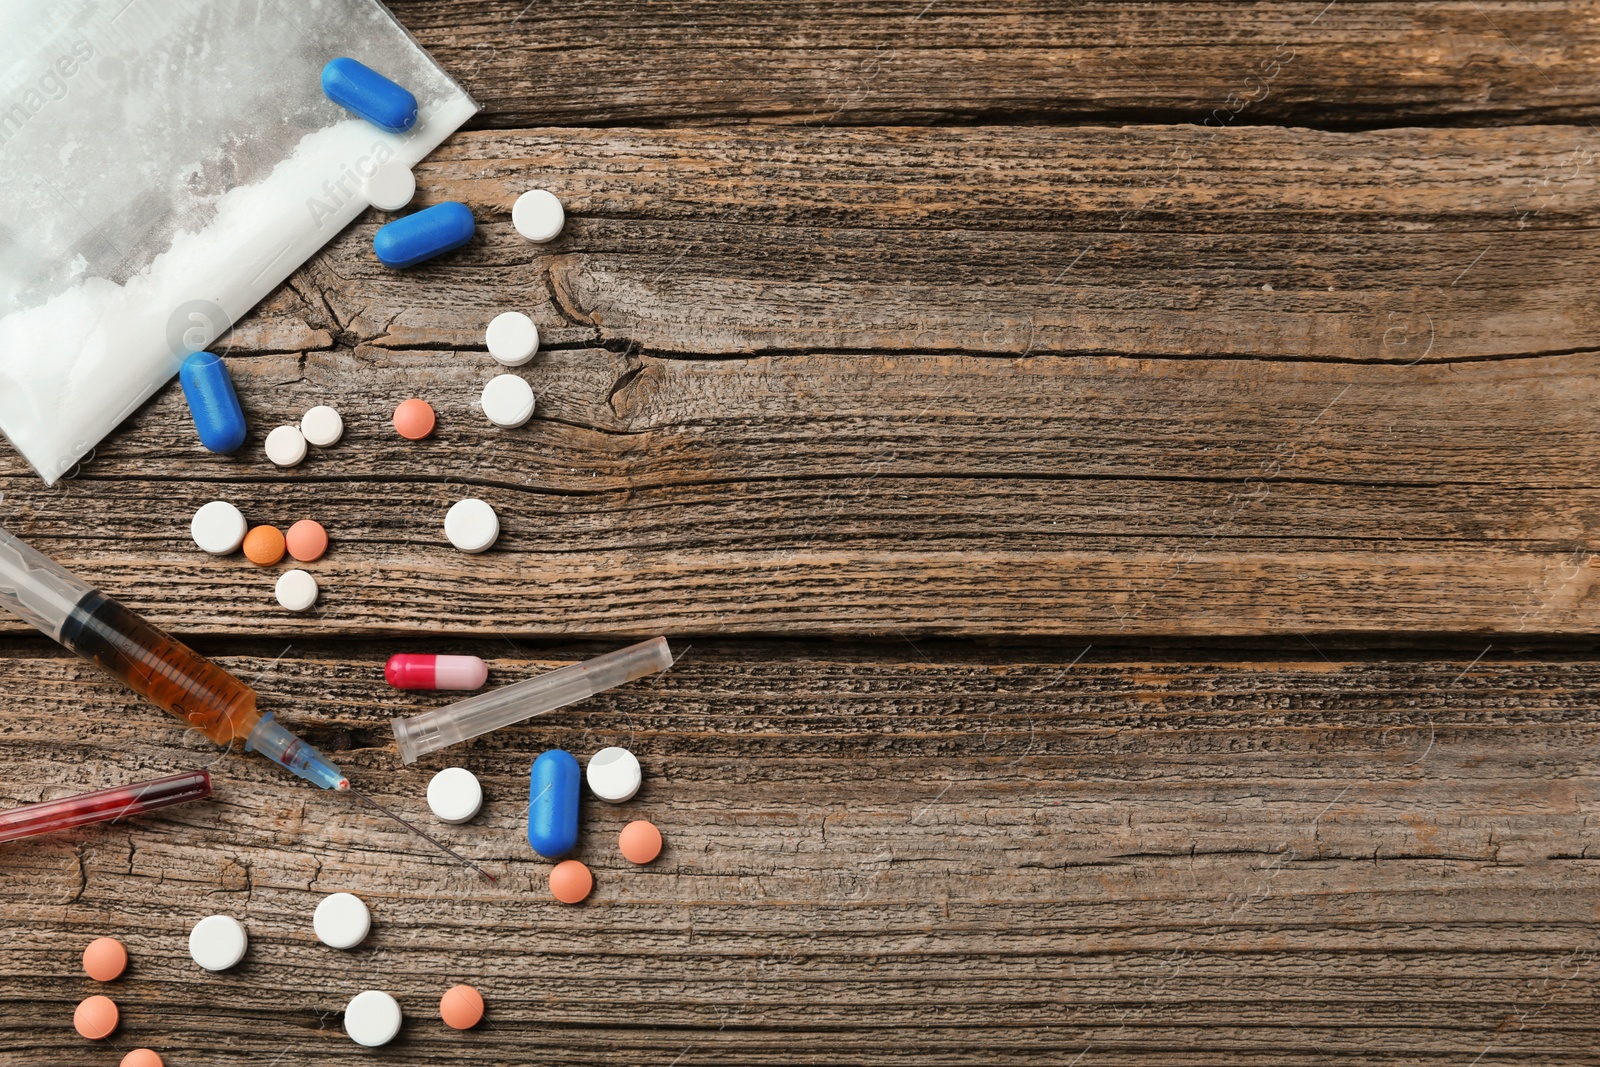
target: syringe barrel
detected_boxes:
[0,770,212,844]
[0,526,94,640]
[58,591,259,746]
[0,525,258,745]
[392,637,672,764]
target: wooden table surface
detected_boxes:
[4,3,1599,1064]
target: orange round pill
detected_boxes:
[549,859,593,904]
[242,525,286,566]
[82,937,127,982]
[73,994,118,1040]
[618,819,663,865]
[439,984,484,1030]
[120,1050,164,1067]
[393,398,436,440]
[285,519,328,562]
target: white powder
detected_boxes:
[0,0,476,482]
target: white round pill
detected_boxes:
[586,746,642,803]
[300,405,344,447]
[189,914,248,971]
[363,161,415,212]
[427,767,483,824]
[313,891,371,949]
[480,374,536,429]
[512,188,565,242]
[445,498,499,553]
[344,989,402,1047]
[264,424,307,468]
[275,569,319,612]
[485,311,539,366]
[191,500,248,555]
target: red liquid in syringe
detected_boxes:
[0,771,212,843]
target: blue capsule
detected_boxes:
[178,351,247,454]
[320,57,418,133]
[527,749,580,858]
[373,202,475,269]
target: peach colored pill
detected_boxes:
[74,994,118,1040]
[120,1050,164,1067]
[618,819,663,865]
[393,398,435,440]
[549,859,592,904]
[242,525,286,566]
[82,937,127,982]
[285,519,329,562]
[439,984,484,1030]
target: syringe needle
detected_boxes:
[348,786,497,883]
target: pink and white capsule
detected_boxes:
[385,654,489,691]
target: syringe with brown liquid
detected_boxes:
[0,525,347,789]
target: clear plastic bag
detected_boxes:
[0,0,475,481]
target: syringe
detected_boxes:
[0,525,493,879]
[0,525,347,790]
[0,770,213,843]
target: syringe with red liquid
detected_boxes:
[0,770,211,843]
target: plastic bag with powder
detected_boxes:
[0,0,476,482]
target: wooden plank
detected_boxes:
[89,122,1573,640]
[1,345,1596,638]
[391,1,1600,128]
[1,641,1596,1064]
[249,124,1600,364]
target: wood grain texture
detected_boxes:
[253,124,1600,363]
[5,124,1589,638]
[0,345,1597,637]
[391,1,1600,128]
[1,640,1597,1065]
